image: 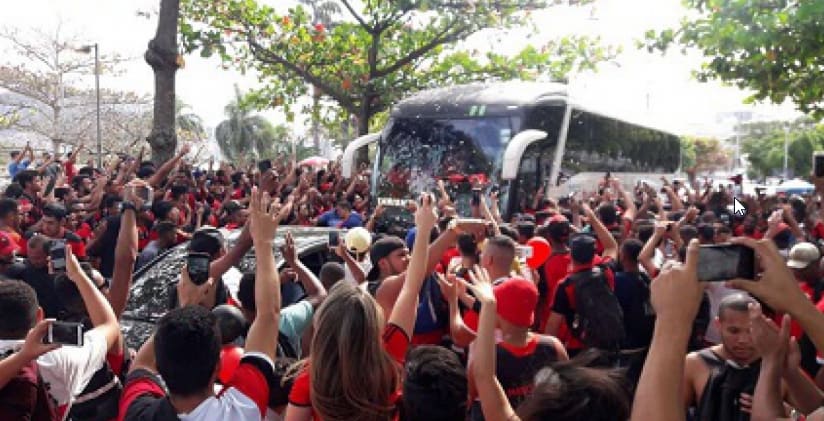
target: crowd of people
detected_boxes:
[1,142,824,421]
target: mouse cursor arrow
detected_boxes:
[733,197,747,217]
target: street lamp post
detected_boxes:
[76,44,101,168]
[783,123,790,180]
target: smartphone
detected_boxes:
[814,152,824,178]
[133,185,154,207]
[45,321,83,347]
[54,187,69,198]
[328,231,340,247]
[186,252,211,286]
[471,189,481,206]
[50,240,67,272]
[517,246,534,259]
[697,244,756,282]
[258,160,272,173]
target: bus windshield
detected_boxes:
[377,117,515,206]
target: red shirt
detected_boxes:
[118,354,272,421]
[540,252,572,332]
[439,248,460,274]
[288,323,409,420]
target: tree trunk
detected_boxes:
[355,101,370,165]
[145,0,180,165]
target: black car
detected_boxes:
[121,226,339,349]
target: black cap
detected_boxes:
[366,236,406,281]
[569,233,596,264]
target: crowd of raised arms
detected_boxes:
[2,141,824,421]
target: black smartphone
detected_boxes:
[814,152,824,178]
[54,187,69,199]
[186,252,211,286]
[133,185,153,206]
[471,189,481,206]
[45,321,83,347]
[697,244,756,282]
[258,160,272,173]
[50,240,67,272]
[328,231,340,247]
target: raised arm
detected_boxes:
[436,273,477,348]
[245,188,290,360]
[109,182,142,318]
[147,144,191,188]
[388,194,437,337]
[639,222,666,276]
[582,203,618,260]
[466,267,520,421]
[283,232,327,308]
[0,320,59,389]
[632,240,702,421]
[66,246,120,351]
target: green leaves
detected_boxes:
[181,0,613,135]
[645,1,824,119]
[739,119,824,179]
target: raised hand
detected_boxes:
[651,239,704,326]
[414,192,438,229]
[749,302,791,365]
[464,266,495,305]
[20,319,61,360]
[728,237,808,313]
[281,232,297,264]
[249,187,282,245]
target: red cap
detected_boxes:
[493,277,538,328]
[548,214,569,225]
[0,231,20,259]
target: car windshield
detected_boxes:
[377,117,514,213]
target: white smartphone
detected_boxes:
[46,321,83,347]
[517,246,534,259]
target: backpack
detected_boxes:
[0,359,58,421]
[695,349,760,421]
[68,341,132,421]
[569,266,626,351]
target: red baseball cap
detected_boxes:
[493,277,538,328]
[0,231,20,259]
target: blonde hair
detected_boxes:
[310,282,399,421]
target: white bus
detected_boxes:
[342,81,681,224]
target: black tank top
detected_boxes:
[696,349,760,421]
[470,335,559,421]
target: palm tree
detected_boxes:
[298,0,341,152]
[175,100,206,143]
[215,85,284,165]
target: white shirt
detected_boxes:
[179,388,262,421]
[344,256,372,285]
[0,329,108,420]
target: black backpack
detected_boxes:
[67,346,131,421]
[569,266,626,351]
[0,359,58,421]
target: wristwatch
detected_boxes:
[120,201,137,213]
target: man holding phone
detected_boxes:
[0,245,120,420]
[19,203,86,260]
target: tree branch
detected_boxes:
[340,0,374,33]
[374,22,469,79]
[246,36,359,115]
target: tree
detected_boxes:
[215,86,300,164]
[739,118,823,179]
[680,136,730,174]
[644,1,824,118]
[180,0,614,138]
[145,0,183,164]
[298,0,342,151]
[0,25,146,154]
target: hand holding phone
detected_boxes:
[44,321,84,347]
[50,240,67,272]
[697,244,756,282]
[328,231,340,247]
[186,253,211,286]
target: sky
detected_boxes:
[0,0,801,144]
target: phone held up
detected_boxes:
[50,240,67,272]
[696,244,756,282]
[328,231,340,247]
[813,151,824,178]
[186,252,211,286]
[44,321,84,347]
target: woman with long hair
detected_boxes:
[285,194,438,421]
